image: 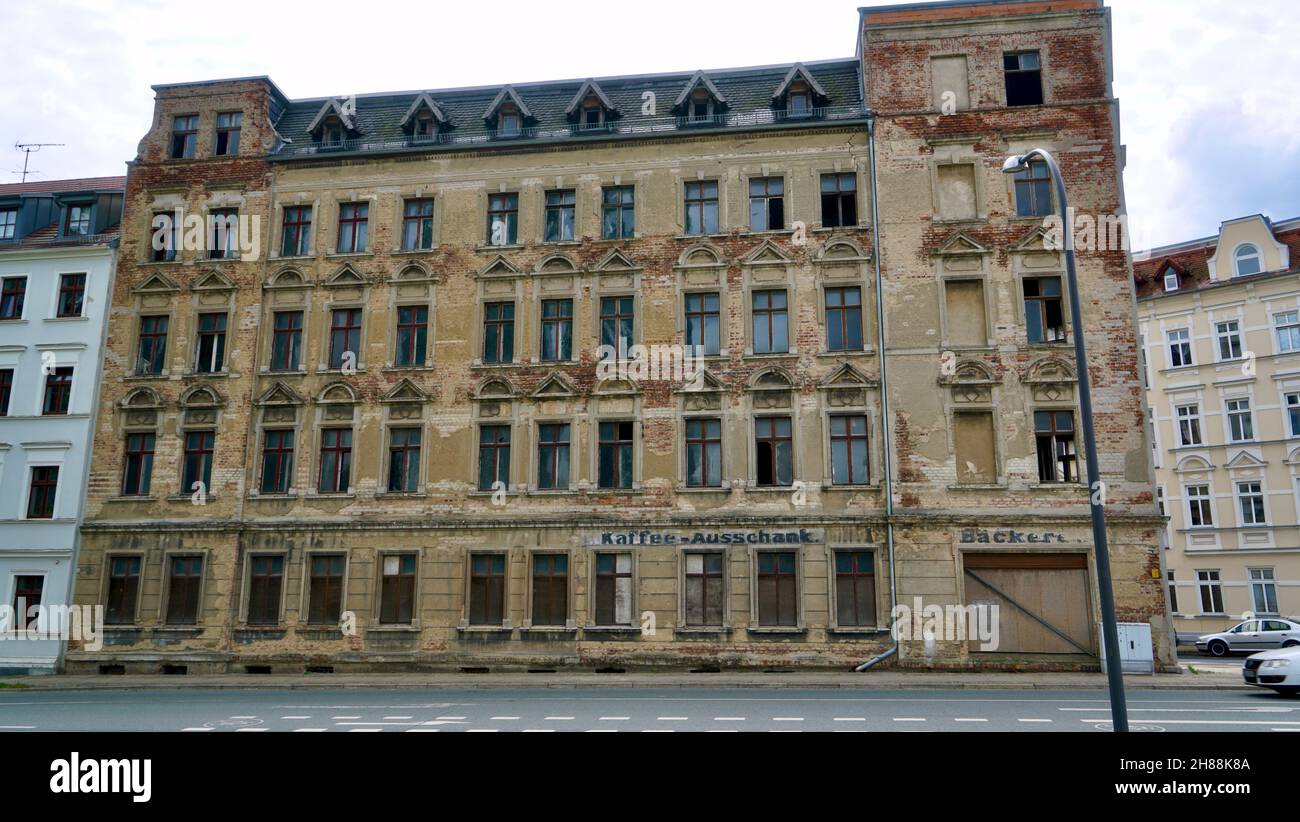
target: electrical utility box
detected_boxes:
[1098,622,1155,675]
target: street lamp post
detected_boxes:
[1003,148,1129,733]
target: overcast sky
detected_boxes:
[3,0,1295,249]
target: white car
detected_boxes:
[1243,646,1300,696]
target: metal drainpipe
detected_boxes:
[856,109,898,672]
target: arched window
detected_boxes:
[1234,243,1262,277]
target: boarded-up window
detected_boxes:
[469,553,506,625]
[944,279,987,347]
[380,554,417,624]
[246,555,283,625]
[930,56,970,112]
[531,553,568,626]
[307,554,345,625]
[594,553,633,626]
[936,164,978,221]
[756,551,798,627]
[954,411,997,484]
[834,550,875,627]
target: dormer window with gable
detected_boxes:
[320,117,344,146]
[771,64,828,120]
[1162,265,1180,291]
[787,81,812,116]
[399,94,449,145]
[482,86,535,140]
[498,103,521,137]
[307,99,360,151]
[1234,243,1262,277]
[673,72,727,127]
[564,80,618,134]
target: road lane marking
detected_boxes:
[235,728,268,732]
[230,716,258,719]
[491,716,520,721]
[293,728,327,732]
[281,716,311,720]
[348,728,383,732]
[544,716,575,721]
[1082,718,1300,726]
[436,716,466,720]
[466,729,498,733]
[180,727,211,732]
[833,718,867,722]
[893,718,926,722]
[954,718,988,723]
[406,728,441,732]
[1018,719,1053,723]
[384,716,413,720]
[332,715,360,719]
[772,717,804,722]
[714,717,746,721]
[643,729,675,732]
[656,716,688,721]
[585,729,618,732]
[523,729,555,733]
[599,716,630,721]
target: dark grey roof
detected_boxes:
[271,58,862,157]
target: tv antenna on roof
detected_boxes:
[13,142,64,183]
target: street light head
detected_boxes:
[1001,154,1028,174]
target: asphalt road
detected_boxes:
[1,687,1297,732]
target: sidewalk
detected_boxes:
[0,667,1252,692]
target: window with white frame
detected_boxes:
[1226,398,1254,442]
[1167,328,1192,367]
[1215,320,1242,361]
[1249,568,1279,614]
[1276,311,1300,353]
[1186,484,1213,527]
[1162,266,1179,292]
[1196,569,1224,614]
[1237,480,1266,525]
[1234,244,1262,277]
[1288,393,1300,436]
[1176,404,1202,446]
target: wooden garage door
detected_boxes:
[963,553,1094,655]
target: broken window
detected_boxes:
[594,553,634,626]
[1034,410,1077,483]
[307,554,345,624]
[106,556,141,625]
[755,416,793,487]
[830,414,869,485]
[477,424,511,492]
[684,417,722,488]
[194,312,227,373]
[757,551,798,627]
[1023,276,1065,343]
[171,115,198,159]
[166,555,203,625]
[930,55,969,112]
[954,411,997,484]
[246,555,283,625]
[834,551,876,627]
[531,554,569,626]
[598,420,634,489]
[380,554,417,624]
[469,553,506,625]
[544,189,576,242]
[684,552,725,627]
[820,173,857,227]
[1003,51,1043,106]
[537,423,570,490]
[487,193,518,245]
[215,111,241,156]
[748,176,784,232]
[482,301,515,364]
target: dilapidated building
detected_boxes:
[67,0,1172,673]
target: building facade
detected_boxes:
[0,177,123,674]
[1136,214,1300,636]
[68,0,1172,674]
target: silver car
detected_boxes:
[1197,618,1300,656]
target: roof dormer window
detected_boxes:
[1234,243,1262,277]
[582,98,604,130]
[0,208,15,241]
[690,89,713,122]
[414,113,436,141]
[64,203,92,236]
[564,80,618,134]
[399,95,449,145]
[1162,265,1179,292]
[788,80,812,116]
[321,117,344,146]
[498,103,521,137]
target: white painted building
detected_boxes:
[0,177,123,674]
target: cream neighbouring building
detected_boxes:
[66,0,1172,674]
[1136,214,1300,638]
